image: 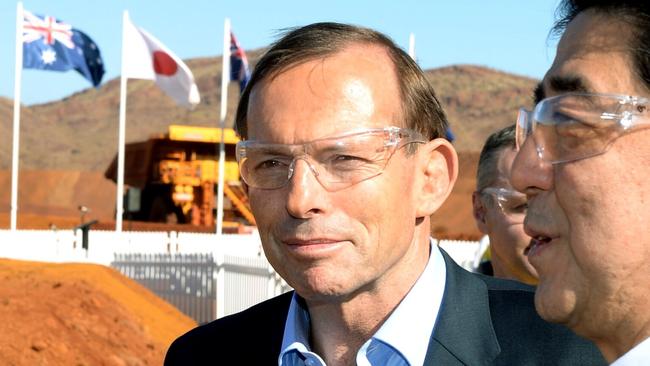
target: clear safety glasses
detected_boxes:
[236,126,426,191]
[480,187,528,221]
[516,92,650,164]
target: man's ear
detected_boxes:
[472,191,489,234]
[415,138,458,218]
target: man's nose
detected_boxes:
[287,156,319,182]
[285,157,327,219]
[511,138,554,196]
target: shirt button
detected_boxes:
[305,358,316,366]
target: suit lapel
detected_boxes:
[424,249,501,365]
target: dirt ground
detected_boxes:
[0,258,196,365]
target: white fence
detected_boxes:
[0,229,262,265]
[0,229,481,322]
[112,253,218,323]
[438,238,486,271]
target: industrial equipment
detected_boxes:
[105,125,255,229]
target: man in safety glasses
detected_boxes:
[513,0,650,364]
[166,22,604,365]
[473,125,538,285]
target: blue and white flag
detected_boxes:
[230,32,250,93]
[22,10,104,87]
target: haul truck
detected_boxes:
[105,125,255,229]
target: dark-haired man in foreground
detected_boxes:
[513,0,650,363]
[166,22,604,365]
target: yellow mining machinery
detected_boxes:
[105,125,255,229]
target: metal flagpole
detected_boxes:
[408,32,416,60]
[115,10,130,232]
[10,2,24,231]
[216,18,231,236]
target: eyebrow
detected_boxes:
[534,75,592,104]
[248,145,295,155]
[551,75,590,93]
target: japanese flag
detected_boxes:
[122,13,200,108]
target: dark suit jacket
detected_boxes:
[165,249,605,365]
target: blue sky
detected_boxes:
[0,0,561,106]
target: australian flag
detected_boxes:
[22,10,104,87]
[230,32,250,93]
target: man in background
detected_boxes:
[512,0,650,363]
[472,125,537,285]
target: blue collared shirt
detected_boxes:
[279,240,447,366]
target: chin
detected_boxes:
[294,284,357,305]
[533,280,577,327]
[290,268,355,300]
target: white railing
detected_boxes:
[0,229,264,265]
[438,238,486,271]
[0,229,82,262]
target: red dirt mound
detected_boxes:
[0,259,196,365]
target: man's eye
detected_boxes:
[331,154,372,165]
[555,120,599,138]
[333,154,365,162]
[551,111,575,124]
[255,159,287,170]
[325,154,372,172]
